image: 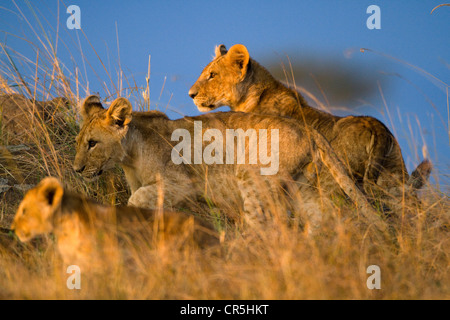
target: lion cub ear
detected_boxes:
[214,44,228,58]
[81,95,104,119]
[226,44,250,81]
[105,97,132,129]
[37,177,64,214]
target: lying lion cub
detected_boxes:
[11,177,219,266]
[73,95,385,230]
[189,44,431,198]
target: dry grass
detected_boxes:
[0,188,449,299]
[0,2,449,300]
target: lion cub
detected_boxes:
[73,95,384,230]
[11,177,219,267]
[189,44,431,198]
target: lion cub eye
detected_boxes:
[88,140,97,149]
[208,72,217,80]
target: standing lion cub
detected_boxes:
[73,95,385,230]
[11,177,219,267]
[188,44,431,198]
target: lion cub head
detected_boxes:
[11,177,64,242]
[189,44,251,112]
[73,95,132,180]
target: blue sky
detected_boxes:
[1,0,449,185]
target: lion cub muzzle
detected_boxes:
[188,88,198,99]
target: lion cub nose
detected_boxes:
[188,88,198,99]
[74,165,85,173]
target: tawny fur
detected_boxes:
[11,177,219,267]
[73,96,385,231]
[189,44,431,198]
[0,94,70,145]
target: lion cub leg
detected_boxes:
[236,169,264,225]
[235,167,286,227]
[128,179,195,209]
